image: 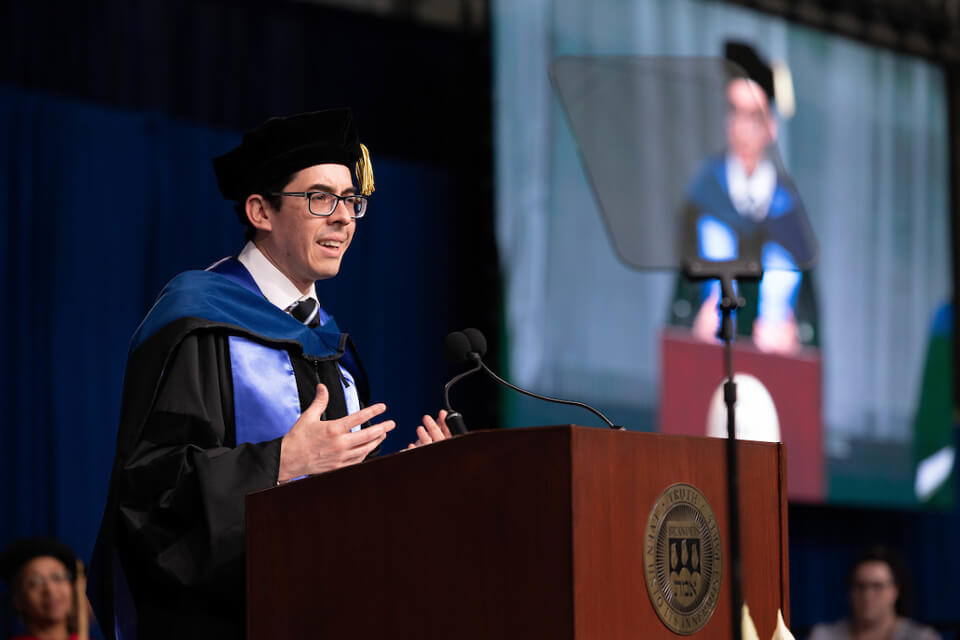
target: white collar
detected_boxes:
[237,241,318,311]
[725,153,777,222]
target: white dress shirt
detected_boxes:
[237,241,361,420]
[723,154,801,325]
[725,153,776,222]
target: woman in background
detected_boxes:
[0,537,83,640]
[808,546,940,640]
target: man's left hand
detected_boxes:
[407,410,452,449]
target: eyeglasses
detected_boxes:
[270,191,368,218]
[22,571,70,591]
[851,580,894,592]
[727,106,768,129]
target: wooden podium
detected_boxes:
[246,426,789,639]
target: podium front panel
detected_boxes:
[570,428,788,639]
[247,427,579,639]
[247,427,789,639]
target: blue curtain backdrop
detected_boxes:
[0,86,452,609]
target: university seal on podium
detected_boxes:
[643,483,722,635]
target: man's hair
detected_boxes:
[234,172,295,241]
[847,545,913,617]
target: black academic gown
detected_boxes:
[90,262,370,640]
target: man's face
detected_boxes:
[849,561,898,626]
[257,163,357,291]
[726,78,776,167]
[14,556,73,628]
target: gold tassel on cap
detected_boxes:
[772,60,796,120]
[356,143,375,196]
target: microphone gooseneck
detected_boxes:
[468,352,622,430]
[442,328,623,432]
[451,328,622,430]
[443,365,480,410]
[441,331,480,435]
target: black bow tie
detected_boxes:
[286,298,321,328]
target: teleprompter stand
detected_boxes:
[684,256,763,640]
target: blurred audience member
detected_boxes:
[0,537,84,640]
[808,546,940,640]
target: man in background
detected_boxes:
[670,41,818,354]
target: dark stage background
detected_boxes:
[0,0,956,637]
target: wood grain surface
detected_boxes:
[247,426,789,640]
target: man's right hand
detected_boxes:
[278,384,394,483]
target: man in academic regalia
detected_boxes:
[669,42,819,354]
[90,109,450,639]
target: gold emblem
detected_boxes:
[643,483,722,635]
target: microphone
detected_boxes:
[440,331,479,435]
[456,327,623,431]
[463,327,487,357]
[444,331,474,363]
